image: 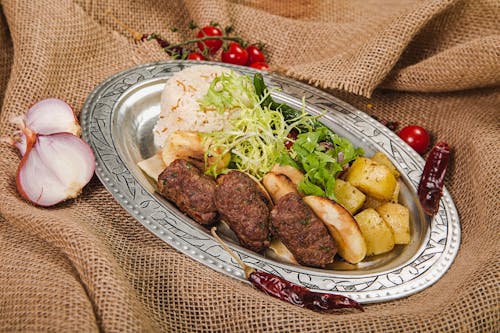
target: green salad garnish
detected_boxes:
[279,127,363,200]
[199,71,314,179]
[199,70,363,199]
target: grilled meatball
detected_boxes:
[214,171,270,252]
[270,192,336,267]
[158,159,218,225]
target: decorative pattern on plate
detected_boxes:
[81,61,460,303]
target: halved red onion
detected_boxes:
[7,98,81,156]
[16,130,95,206]
[25,98,81,136]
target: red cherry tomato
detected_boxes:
[221,42,249,66]
[398,125,430,154]
[197,26,223,54]
[187,52,205,60]
[249,62,269,70]
[246,45,266,64]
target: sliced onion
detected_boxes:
[337,151,345,164]
[16,131,95,206]
[25,98,81,136]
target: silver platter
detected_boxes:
[81,60,460,303]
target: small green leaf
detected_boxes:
[189,21,198,30]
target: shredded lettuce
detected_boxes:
[199,71,258,113]
[199,71,314,179]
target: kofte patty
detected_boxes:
[214,171,270,252]
[270,192,337,267]
[158,159,218,225]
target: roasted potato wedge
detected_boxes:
[270,164,304,186]
[137,152,167,180]
[346,157,397,201]
[376,202,410,244]
[266,239,298,264]
[334,179,366,214]
[371,151,400,178]
[361,195,385,210]
[362,181,400,209]
[262,172,299,203]
[303,195,367,264]
[354,208,395,256]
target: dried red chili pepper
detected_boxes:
[211,227,364,312]
[418,141,451,216]
[142,33,170,48]
[248,270,363,312]
[106,12,181,56]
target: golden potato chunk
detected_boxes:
[363,181,400,209]
[371,152,400,178]
[346,157,397,201]
[303,196,367,264]
[376,203,410,244]
[362,195,385,210]
[334,179,366,214]
[354,208,395,256]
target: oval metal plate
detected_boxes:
[81,60,460,303]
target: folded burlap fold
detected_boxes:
[0,0,498,332]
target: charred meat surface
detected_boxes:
[158,159,218,225]
[214,171,270,252]
[270,192,337,267]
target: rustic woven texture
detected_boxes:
[0,0,499,332]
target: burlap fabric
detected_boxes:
[0,0,498,331]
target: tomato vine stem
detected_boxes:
[163,36,246,51]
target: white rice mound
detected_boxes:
[154,65,234,147]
